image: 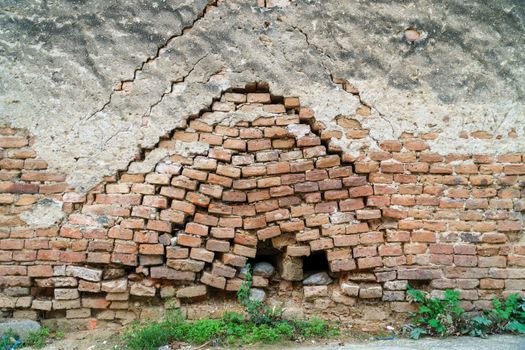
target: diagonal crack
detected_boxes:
[290,24,335,79]
[331,73,396,136]
[83,0,219,122]
[145,53,211,117]
[291,23,395,137]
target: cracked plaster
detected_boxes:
[1,0,524,192]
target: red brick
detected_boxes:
[233,179,257,190]
[360,231,384,244]
[114,241,138,254]
[265,208,290,222]
[324,189,348,200]
[504,164,525,175]
[319,179,342,191]
[211,227,235,239]
[145,173,171,185]
[186,192,210,207]
[355,209,381,220]
[215,125,239,137]
[160,186,186,199]
[290,161,314,172]
[267,162,290,175]
[208,147,232,162]
[146,220,171,233]
[194,213,219,226]
[316,155,340,168]
[333,235,359,247]
[185,222,209,236]
[270,185,294,197]
[303,146,326,158]
[297,136,321,147]
[247,139,271,151]
[315,201,338,213]
[223,191,247,202]
[0,239,24,250]
[232,244,257,258]
[171,176,198,190]
[219,216,243,228]
[243,216,267,229]
[199,133,223,145]
[206,239,230,252]
[223,139,246,151]
[348,185,373,197]
[182,168,208,181]
[200,272,226,289]
[0,137,28,148]
[258,177,281,188]
[257,226,281,240]
[309,238,334,251]
[177,234,202,247]
[160,209,186,223]
[27,265,53,277]
[190,248,214,263]
[139,244,164,255]
[142,195,168,208]
[111,253,138,266]
[411,230,436,242]
[166,246,189,259]
[0,182,39,194]
[208,173,233,188]
[60,251,86,263]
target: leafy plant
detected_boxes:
[406,286,464,339]
[487,293,525,334]
[406,286,525,339]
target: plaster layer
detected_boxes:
[1,0,524,191]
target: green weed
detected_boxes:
[123,264,338,349]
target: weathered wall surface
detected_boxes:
[0,84,524,329]
[1,0,524,190]
[0,0,524,330]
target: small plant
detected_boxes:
[236,263,283,325]
[54,330,65,340]
[25,327,51,348]
[406,286,525,339]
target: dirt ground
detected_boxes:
[24,328,525,350]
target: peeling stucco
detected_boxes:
[1,0,524,192]
[19,199,64,228]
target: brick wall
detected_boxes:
[0,82,524,328]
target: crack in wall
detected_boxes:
[82,0,219,123]
[329,74,396,137]
[289,23,395,147]
[145,53,211,118]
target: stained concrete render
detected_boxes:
[1,0,524,191]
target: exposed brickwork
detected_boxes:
[0,83,524,327]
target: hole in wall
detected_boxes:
[251,240,281,266]
[407,280,431,291]
[302,251,329,275]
